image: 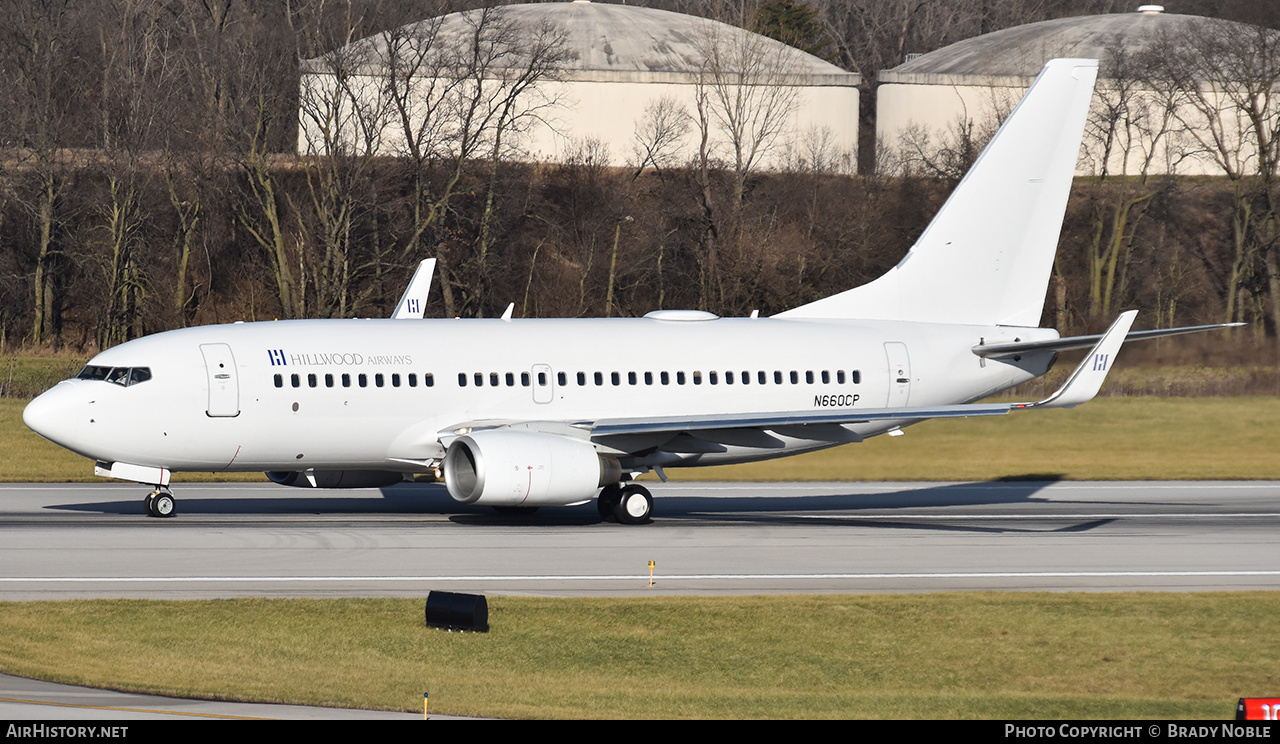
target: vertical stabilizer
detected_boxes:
[778,58,1098,326]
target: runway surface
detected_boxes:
[1,480,1277,598]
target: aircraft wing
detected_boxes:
[580,311,1138,443]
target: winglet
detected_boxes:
[1022,310,1137,409]
[392,259,436,319]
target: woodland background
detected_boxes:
[3,0,1280,359]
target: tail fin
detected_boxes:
[777,58,1099,326]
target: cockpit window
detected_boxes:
[76,365,112,381]
[76,365,152,387]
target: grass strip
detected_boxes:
[0,593,1275,719]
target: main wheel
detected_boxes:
[150,492,176,518]
[613,484,653,525]
[597,484,623,522]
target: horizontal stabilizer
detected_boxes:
[392,258,436,319]
[975,321,1243,359]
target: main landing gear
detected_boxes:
[144,488,176,518]
[597,483,653,525]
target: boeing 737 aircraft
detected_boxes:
[23,59,1235,523]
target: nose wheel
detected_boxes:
[144,489,176,518]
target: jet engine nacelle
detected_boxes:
[265,470,405,489]
[443,430,621,506]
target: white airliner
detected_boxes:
[23,59,1235,523]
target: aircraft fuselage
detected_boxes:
[24,316,1057,474]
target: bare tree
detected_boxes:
[0,0,88,346]
[1076,36,1180,326]
[296,5,395,319]
[630,94,694,179]
[91,0,183,348]
[378,5,568,316]
[694,19,803,206]
[689,18,804,309]
[1145,18,1280,335]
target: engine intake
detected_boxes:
[443,430,620,506]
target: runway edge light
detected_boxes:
[1236,698,1280,720]
[425,590,489,633]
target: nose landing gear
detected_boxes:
[144,488,176,518]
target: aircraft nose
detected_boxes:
[23,383,89,452]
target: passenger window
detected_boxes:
[677,372,686,385]
[408,374,417,387]
[837,370,846,384]
[392,374,401,387]
[805,371,814,384]
[558,372,567,386]
[852,370,862,384]
[489,372,499,387]
[522,372,531,387]
[594,372,603,386]
[325,373,334,388]
[725,371,734,385]
[693,371,702,385]
[539,371,548,386]
[790,371,799,384]
[458,373,467,387]
[628,371,637,385]
[506,372,515,387]
[742,371,751,385]
[821,370,830,384]
[343,373,351,388]
[359,374,368,388]
[577,372,586,386]
[709,371,717,385]
[661,371,670,385]
[375,374,385,388]
[644,372,653,385]
[611,372,620,386]
[291,374,300,388]
[308,373,317,388]
[758,371,766,385]
[474,373,483,387]
[425,373,434,387]
[274,374,283,388]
